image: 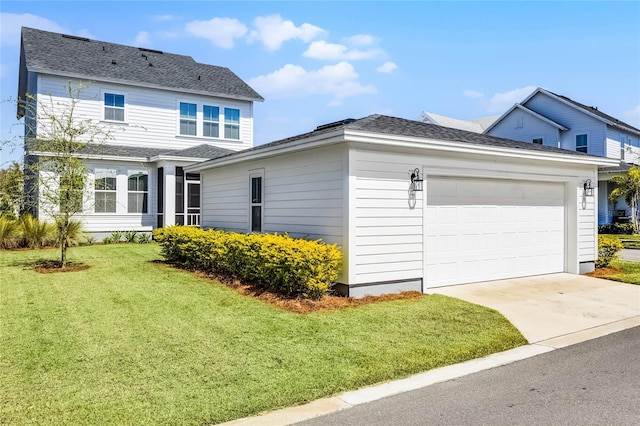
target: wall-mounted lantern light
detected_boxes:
[410,168,423,192]
[583,179,594,197]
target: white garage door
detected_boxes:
[425,177,565,288]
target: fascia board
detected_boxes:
[32,69,263,103]
[30,150,149,163]
[343,130,619,167]
[185,129,345,172]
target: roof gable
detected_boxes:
[19,27,264,106]
[484,103,569,133]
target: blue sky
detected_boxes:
[1,1,639,165]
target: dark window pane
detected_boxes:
[114,94,124,108]
[203,105,219,121]
[188,184,200,208]
[105,93,114,105]
[251,177,261,203]
[251,206,261,232]
[175,174,184,213]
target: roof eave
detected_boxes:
[29,67,264,102]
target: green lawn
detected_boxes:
[0,244,526,425]
[592,259,640,284]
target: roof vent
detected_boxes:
[138,47,163,55]
[111,60,117,65]
[197,75,201,80]
[62,34,90,42]
[315,118,356,132]
[148,62,153,67]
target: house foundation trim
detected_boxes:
[333,278,423,298]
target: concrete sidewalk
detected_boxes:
[223,274,640,425]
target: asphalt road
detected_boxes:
[299,326,640,426]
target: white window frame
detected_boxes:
[102,91,126,123]
[224,108,240,140]
[202,105,220,138]
[94,168,117,213]
[179,102,197,136]
[127,170,149,214]
[249,170,264,233]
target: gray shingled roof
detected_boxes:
[19,27,263,103]
[210,114,597,163]
[40,143,234,161]
[547,90,640,135]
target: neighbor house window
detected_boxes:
[224,108,240,139]
[250,174,263,232]
[104,93,125,121]
[576,134,588,153]
[128,171,148,213]
[179,102,197,136]
[532,137,543,145]
[94,168,117,213]
[203,105,220,138]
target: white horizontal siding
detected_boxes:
[606,138,621,159]
[578,186,597,262]
[200,145,344,245]
[37,74,254,152]
[352,150,424,284]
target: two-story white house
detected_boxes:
[17,27,263,237]
[484,87,640,225]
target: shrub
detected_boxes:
[20,214,54,248]
[102,236,113,245]
[0,216,21,249]
[124,230,138,243]
[83,235,96,246]
[153,226,342,300]
[596,235,623,268]
[598,223,637,235]
[109,230,124,243]
[136,233,151,244]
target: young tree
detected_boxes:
[609,167,640,233]
[0,162,24,219]
[22,82,113,266]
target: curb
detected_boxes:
[221,316,640,426]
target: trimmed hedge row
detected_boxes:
[596,235,623,268]
[153,226,342,300]
[598,223,637,235]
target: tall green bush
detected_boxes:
[596,235,623,268]
[153,226,342,300]
[0,217,21,249]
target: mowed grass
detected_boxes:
[0,244,526,425]
[590,259,640,284]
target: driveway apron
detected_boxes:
[431,273,640,344]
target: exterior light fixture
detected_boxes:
[410,168,423,192]
[583,179,594,197]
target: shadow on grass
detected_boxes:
[10,258,91,273]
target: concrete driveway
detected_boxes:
[621,249,640,262]
[431,273,640,346]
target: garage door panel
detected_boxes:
[426,177,565,288]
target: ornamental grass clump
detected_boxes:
[153,226,342,299]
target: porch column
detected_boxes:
[163,165,176,226]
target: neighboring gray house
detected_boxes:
[188,115,614,297]
[18,27,263,237]
[484,87,640,225]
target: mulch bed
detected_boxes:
[155,261,424,313]
[586,266,622,279]
[33,260,91,274]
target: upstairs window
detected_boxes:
[224,108,240,139]
[532,137,543,145]
[203,105,220,138]
[179,102,197,136]
[104,93,125,121]
[128,171,148,213]
[94,168,117,213]
[576,134,588,153]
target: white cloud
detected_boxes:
[185,17,247,48]
[303,40,382,60]
[152,14,175,23]
[345,34,376,46]
[76,29,95,39]
[248,14,325,50]
[133,31,151,47]
[623,104,640,128]
[157,31,179,39]
[0,13,67,46]
[376,61,397,74]
[463,89,484,99]
[465,86,536,113]
[248,61,376,106]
